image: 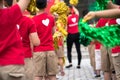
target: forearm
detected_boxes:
[95,9,120,18]
[73,6,79,15]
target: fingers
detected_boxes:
[83,14,90,22]
[83,12,95,22]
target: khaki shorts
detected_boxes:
[24,58,34,80]
[33,51,58,76]
[0,65,25,80]
[101,46,114,72]
[55,46,64,58]
[112,53,120,80]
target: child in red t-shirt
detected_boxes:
[18,16,40,80]
[32,0,58,80]
[66,4,82,69]
[0,0,30,80]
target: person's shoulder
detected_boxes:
[68,14,72,18]
[21,16,30,21]
[46,13,55,21]
[1,4,19,12]
[20,16,34,24]
[46,13,54,18]
[9,4,20,10]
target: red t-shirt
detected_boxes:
[108,19,120,53]
[18,16,37,58]
[33,13,55,52]
[0,4,24,65]
[67,14,79,34]
[96,18,120,53]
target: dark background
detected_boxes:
[64,0,96,17]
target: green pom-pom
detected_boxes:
[79,33,92,46]
[78,19,120,48]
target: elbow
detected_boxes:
[33,40,40,46]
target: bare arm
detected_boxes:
[17,0,30,12]
[83,1,120,21]
[83,9,120,21]
[29,32,40,46]
[95,9,120,18]
[73,6,79,16]
[52,26,55,35]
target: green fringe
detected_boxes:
[79,33,92,46]
[89,0,115,11]
[78,19,120,48]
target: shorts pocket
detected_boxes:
[8,73,24,78]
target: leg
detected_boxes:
[24,58,34,80]
[108,49,117,80]
[104,72,111,80]
[66,34,74,66]
[101,46,112,80]
[74,33,82,67]
[47,51,58,80]
[55,46,65,76]
[111,71,117,80]
[58,57,65,76]
[48,75,57,80]
[33,52,46,80]
[112,54,120,80]
[88,44,96,72]
[34,77,43,80]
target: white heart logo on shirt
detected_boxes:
[72,17,76,23]
[116,18,120,25]
[42,19,49,26]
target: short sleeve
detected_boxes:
[19,16,37,33]
[29,19,37,33]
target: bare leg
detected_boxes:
[112,73,117,80]
[58,58,65,76]
[95,70,101,77]
[34,77,40,80]
[34,77,43,80]
[104,72,111,80]
[48,75,57,80]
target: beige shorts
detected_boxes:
[55,46,64,58]
[24,58,34,80]
[0,65,25,80]
[33,51,59,76]
[101,46,114,72]
[112,53,120,80]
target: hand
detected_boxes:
[53,12,59,19]
[83,11,96,21]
